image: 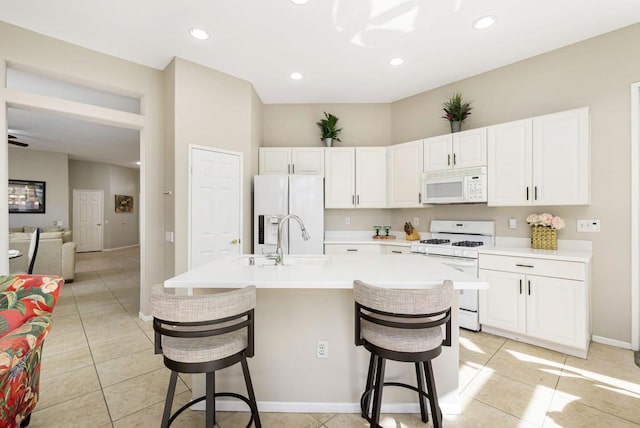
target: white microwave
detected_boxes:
[421,167,487,204]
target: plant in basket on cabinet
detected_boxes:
[526,213,565,250]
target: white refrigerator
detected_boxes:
[253,175,324,255]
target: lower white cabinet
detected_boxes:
[479,253,590,358]
[324,244,381,255]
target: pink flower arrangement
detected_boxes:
[526,213,565,230]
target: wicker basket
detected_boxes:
[530,225,557,250]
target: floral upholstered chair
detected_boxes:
[0,275,63,428]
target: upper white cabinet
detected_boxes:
[423,128,487,172]
[487,107,590,206]
[325,147,386,208]
[259,147,324,175]
[387,140,424,207]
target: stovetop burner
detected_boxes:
[420,239,451,245]
[452,241,484,247]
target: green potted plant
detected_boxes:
[316,112,342,147]
[441,92,472,133]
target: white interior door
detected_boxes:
[190,147,242,269]
[73,189,103,252]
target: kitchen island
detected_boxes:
[164,254,488,415]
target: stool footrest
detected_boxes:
[167,392,255,428]
[360,382,435,427]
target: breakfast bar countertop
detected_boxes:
[164,253,487,290]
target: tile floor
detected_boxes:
[29,247,640,427]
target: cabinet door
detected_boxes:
[487,119,533,206]
[325,148,356,208]
[259,148,292,175]
[532,107,590,205]
[291,148,325,175]
[355,147,387,208]
[525,274,586,348]
[479,269,526,333]
[387,140,424,207]
[453,128,487,169]
[324,244,381,255]
[423,135,452,172]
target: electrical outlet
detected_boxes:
[316,340,328,359]
[165,231,175,242]
[345,216,350,225]
[413,217,419,226]
[509,218,517,229]
[577,219,601,232]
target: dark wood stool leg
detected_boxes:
[206,371,216,427]
[415,362,429,423]
[370,356,386,428]
[162,371,179,428]
[19,413,31,427]
[362,353,377,418]
[424,360,442,428]
[241,356,262,428]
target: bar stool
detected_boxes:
[354,280,453,428]
[150,285,261,428]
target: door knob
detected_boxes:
[97,223,102,226]
[230,239,239,245]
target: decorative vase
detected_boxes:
[324,138,333,147]
[450,121,462,133]
[530,225,558,250]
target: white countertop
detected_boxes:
[478,245,592,263]
[164,253,487,290]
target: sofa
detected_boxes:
[8,227,76,282]
[0,274,64,428]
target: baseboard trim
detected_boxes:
[138,312,153,322]
[591,335,632,350]
[103,244,140,252]
[190,400,459,415]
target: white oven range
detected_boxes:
[410,220,495,331]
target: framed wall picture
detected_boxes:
[8,179,46,213]
[115,194,134,213]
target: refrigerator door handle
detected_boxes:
[292,164,295,174]
[287,164,291,174]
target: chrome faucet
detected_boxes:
[267,214,310,265]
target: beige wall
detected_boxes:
[170,58,261,274]
[0,21,164,314]
[263,104,391,147]
[68,159,140,249]
[8,147,69,229]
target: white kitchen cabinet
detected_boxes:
[423,128,487,172]
[487,107,590,206]
[324,147,386,208]
[479,253,590,357]
[384,246,411,255]
[387,140,423,207]
[324,244,381,255]
[259,147,324,175]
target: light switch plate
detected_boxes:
[508,218,517,229]
[577,219,601,232]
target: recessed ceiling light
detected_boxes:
[388,57,404,66]
[290,0,310,4]
[290,72,304,80]
[473,15,496,30]
[189,28,210,40]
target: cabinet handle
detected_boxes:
[292,164,295,174]
[516,264,534,268]
[347,249,358,252]
[519,279,523,294]
[534,186,538,200]
[447,154,451,166]
[391,250,402,254]
[528,280,532,296]
[357,195,360,205]
[352,195,355,205]
[453,153,457,166]
[526,187,529,201]
[288,164,291,174]
[419,192,422,203]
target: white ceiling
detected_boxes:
[2,0,640,165]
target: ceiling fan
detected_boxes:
[7,134,29,148]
